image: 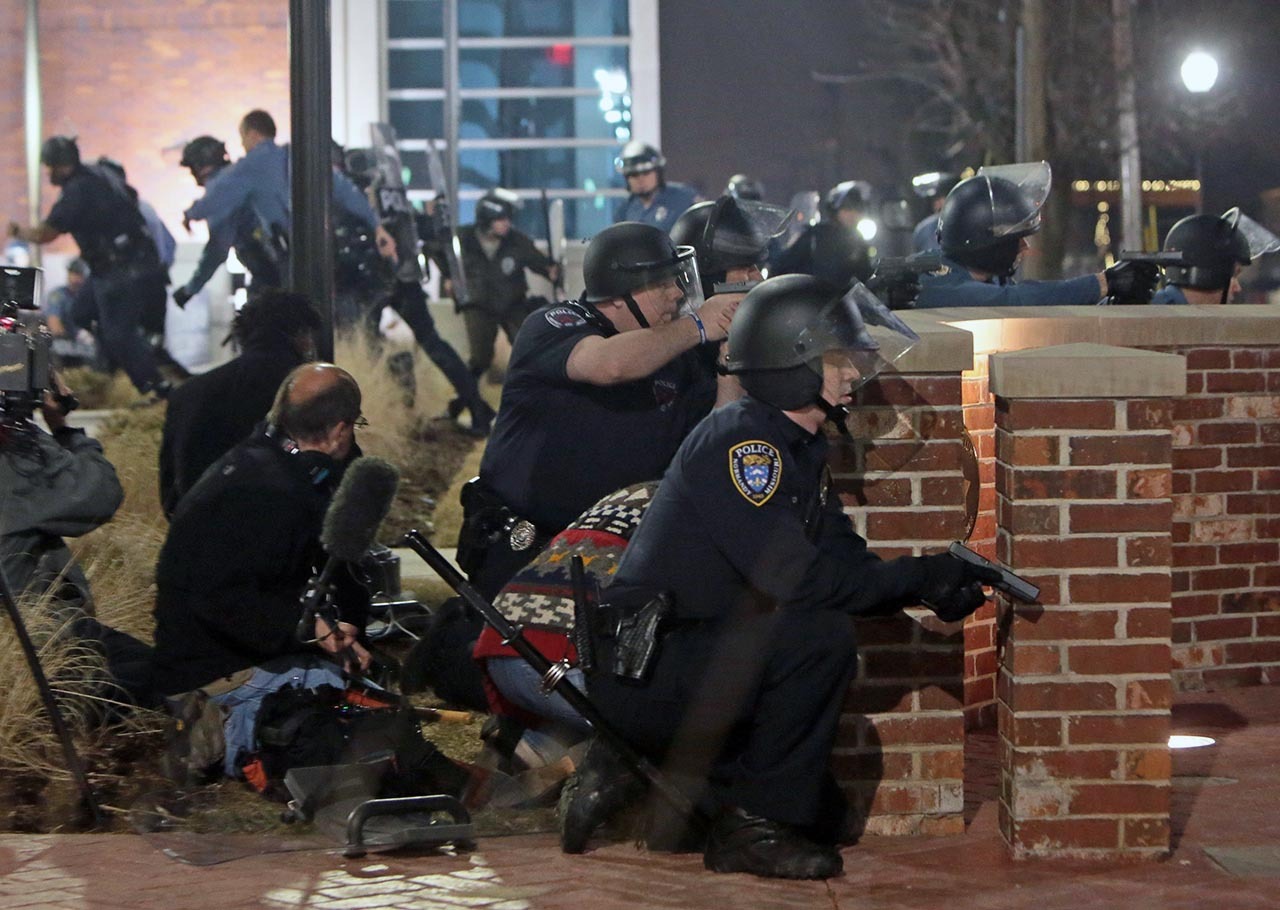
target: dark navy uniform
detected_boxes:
[591,396,927,828]
[1151,285,1189,305]
[615,183,699,233]
[771,220,873,289]
[915,255,1102,308]
[454,224,556,376]
[45,164,165,392]
[912,212,941,253]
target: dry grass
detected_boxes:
[60,367,142,411]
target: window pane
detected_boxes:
[461,96,629,142]
[389,50,444,89]
[459,0,628,38]
[390,100,445,139]
[454,194,621,240]
[388,0,443,39]
[460,45,628,90]
[455,146,621,194]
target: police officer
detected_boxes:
[613,141,699,232]
[180,111,377,299]
[910,170,960,253]
[915,162,1158,308]
[464,221,741,598]
[452,188,559,382]
[1152,207,1280,305]
[668,195,792,297]
[9,136,168,395]
[771,179,875,288]
[560,275,1000,879]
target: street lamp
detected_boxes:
[1180,50,1218,212]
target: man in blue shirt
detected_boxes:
[613,142,699,233]
[910,170,959,253]
[915,162,1157,308]
[1152,207,1280,305]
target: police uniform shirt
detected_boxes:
[45,167,147,274]
[771,220,873,288]
[913,212,941,253]
[185,139,290,231]
[613,396,921,622]
[615,183,699,233]
[914,255,1103,308]
[457,225,555,315]
[478,300,716,531]
[1151,285,1190,305]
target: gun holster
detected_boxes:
[456,477,547,578]
[596,586,672,683]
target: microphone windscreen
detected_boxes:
[321,456,400,562]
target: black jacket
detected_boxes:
[455,225,555,315]
[159,339,306,517]
[151,429,366,696]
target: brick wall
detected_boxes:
[2,1,289,253]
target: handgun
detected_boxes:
[866,250,944,309]
[948,542,1040,603]
[711,280,761,295]
[1116,250,1188,267]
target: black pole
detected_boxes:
[399,530,699,821]
[0,562,102,827]
[289,0,335,361]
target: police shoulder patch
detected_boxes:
[544,306,587,329]
[728,439,782,506]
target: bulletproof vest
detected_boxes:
[76,166,160,275]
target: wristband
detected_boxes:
[688,312,707,345]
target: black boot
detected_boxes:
[703,807,842,880]
[558,738,644,854]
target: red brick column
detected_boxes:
[991,344,1184,859]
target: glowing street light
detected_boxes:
[1181,50,1219,94]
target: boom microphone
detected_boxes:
[297,456,400,642]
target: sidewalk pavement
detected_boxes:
[0,685,1276,910]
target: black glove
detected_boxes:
[916,553,1003,623]
[1104,260,1159,304]
[866,272,921,310]
[172,286,193,309]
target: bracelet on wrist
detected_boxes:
[688,311,707,344]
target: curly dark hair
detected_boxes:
[230,289,322,348]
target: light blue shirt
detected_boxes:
[915,256,1104,308]
[614,182,698,233]
[1150,285,1190,305]
[913,213,941,253]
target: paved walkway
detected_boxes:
[1,686,1276,909]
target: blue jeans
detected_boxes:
[209,656,346,778]
[485,656,592,759]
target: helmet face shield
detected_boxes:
[977,161,1052,237]
[622,245,704,315]
[704,197,794,266]
[1225,208,1280,262]
[795,283,919,392]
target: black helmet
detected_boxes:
[938,161,1050,277]
[725,275,918,410]
[40,135,80,169]
[615,141,665,178]
[825,180,871,214]
[726,173,765,201]
[582,221,700,308]
[476,188,521,229]
[1163,210,1254,291]
[670,196,791,291]
[180,136,230,172]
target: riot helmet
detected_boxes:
[938,161,1051,277]
[180,136,230,175]
[669,196,792,292]
[40,136,80,170]
[476,188,521,230]
[614,141,666,178]
[726,173,765,201]
[1163,207,1280,292]
[825,180,871,216]
[582,222,703,326]
[724,274,919,413]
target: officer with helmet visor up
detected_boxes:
[445,188,559,385]
[1153,207,1280,305]
[614,141,699,233]
[915,161,1159,307]
[561,274,1001,878]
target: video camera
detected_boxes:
[0,266,76,421]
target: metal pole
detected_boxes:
[1019,0,1050,278]
[1112,0,1144,251]
[442,0,461,217]
[289,0,336,360]
[24,0,42,267]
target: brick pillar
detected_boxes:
[830,321,975,836]
[991,344,1184,860]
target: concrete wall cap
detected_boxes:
[893,314,975,373]
[989,342,1186,399]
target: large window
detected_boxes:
[386,0,645,238]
